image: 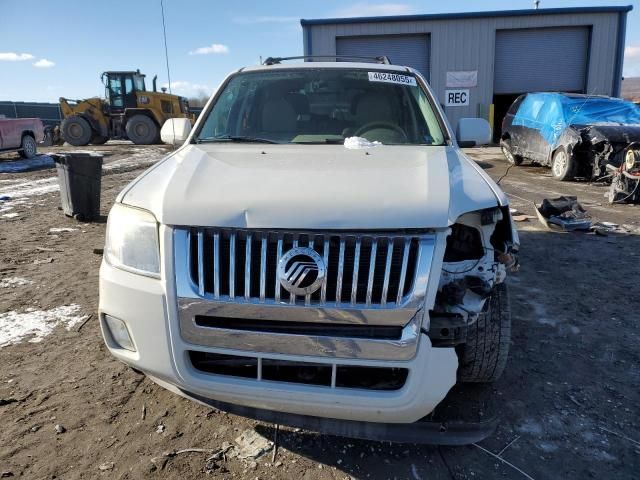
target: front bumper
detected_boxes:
[152,376,497,445]
[98,226,458,425]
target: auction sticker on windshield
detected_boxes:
[368,72,417,86]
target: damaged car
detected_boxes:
[99,57,519,445]
[501,92,640,181]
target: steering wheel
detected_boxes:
[354,121,408,144]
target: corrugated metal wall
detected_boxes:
[336,35,431,79]
[304,11,621,130]
[494,27,590,94]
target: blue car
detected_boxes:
[500,92,640,181]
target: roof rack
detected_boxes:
[262,55,391,66]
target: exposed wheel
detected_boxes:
[42,128,53,147]
[61,115,92,146]
[90,134,109,145]
[458,283,511,383]
[551,147,575,181]
[20,135,37,159]
[500,139,523,166]
[125,115,159,145]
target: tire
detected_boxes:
[42,128,53,147]
[551,147,575,181]
[501,139,523,166]
[90,134,109,145]
[61,115,92,146]
[458,283,511,383]
[20,135,37,159]
[125,115,159,145]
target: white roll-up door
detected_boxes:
[336,35,430,80]
[494,27,589,94]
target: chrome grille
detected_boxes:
[184,228,425,308]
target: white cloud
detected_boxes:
[624,45,640,77]
[33,58,55,68]
[161,81,212,97]
[333,2,414,18]
[189,43,229,55]
[0,52,34,61]
[233,15,298,25]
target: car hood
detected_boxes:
[120,144,505,229]
[570,123,640,143]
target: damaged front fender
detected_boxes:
[429,206,518,347]
[560,124,640,178]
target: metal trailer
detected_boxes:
[0,101,63,128]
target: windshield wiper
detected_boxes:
[291,138,345,144]
[197,135,279,144]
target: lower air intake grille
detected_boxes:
[189,351,408,391]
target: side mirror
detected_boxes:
[456,118,491,147]
[161,118,192,145]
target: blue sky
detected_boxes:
[0,0,638,102]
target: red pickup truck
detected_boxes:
[0,118,45,159]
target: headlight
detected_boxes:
[625,149,640,170]
[105,203,160,277]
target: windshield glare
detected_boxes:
[196,69,446,145]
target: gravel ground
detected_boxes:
[0,143,639,479]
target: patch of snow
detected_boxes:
[0,177,59,217]
[49,227,78,233]
[0,277,33,288]
[103,148,167,172]
[516,418,544,435]
[0,177,59,199]
[233,429,274,459]
[537,441,559,453]
[0,304,85,347]
[2,212,18,218]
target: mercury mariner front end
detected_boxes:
[98,61,519,444]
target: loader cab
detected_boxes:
[102,70,146,113]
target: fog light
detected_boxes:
[104,314,136,351]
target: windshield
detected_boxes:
[196,69,446,145]
[562,98,640,125]
[133,74,146,92]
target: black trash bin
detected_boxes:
[52,152,103,222]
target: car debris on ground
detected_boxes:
[535,196,592,231]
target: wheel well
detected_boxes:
[549,145,568,165]
[21,130,35,140]
[125,110,159,127]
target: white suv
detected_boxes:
[100,58,519,444]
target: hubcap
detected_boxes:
[135,123,148,136]
[25,140,34,155]
[502,146,515,164]
[69,123,82,139]
[553,152,567,177]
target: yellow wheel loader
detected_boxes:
[59,70,192,146]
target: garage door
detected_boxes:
[336,35,430,80]
[494,27,589,94]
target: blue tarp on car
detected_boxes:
[512,93,640,145]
